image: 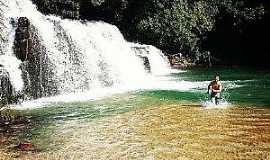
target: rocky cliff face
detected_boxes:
[13,17,58,100]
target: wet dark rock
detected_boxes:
[14,17,30,62]
[0,67,24,106]
[0,68,13,106]
[131,45,151,73]
[140,56,150,73]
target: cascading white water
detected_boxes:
[0,55,24,92]
[130,44,172,75]
[57,19,149,91]
[0,0,173,103]
[0,0,24,92]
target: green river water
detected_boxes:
[2,67,270,159]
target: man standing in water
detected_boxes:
[208,75,222,105]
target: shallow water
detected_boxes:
[2,67,270,159]
[18,103,270,159]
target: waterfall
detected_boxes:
[0,0,173,104]
[130,44,172,76]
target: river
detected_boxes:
[1,67,270,159]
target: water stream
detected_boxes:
[1,68,269,159]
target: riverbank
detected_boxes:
[168,54,197,69]
[0,108,34,159]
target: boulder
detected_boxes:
[0,67,13,106]
[14,17,30,62]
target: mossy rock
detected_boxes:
[0,108,27,127]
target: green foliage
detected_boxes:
[120,0,267,62]
[32,0,80,19]
[31,0,269,65]
[129,0,217,59]
[78,0,128,23]
[105,0,128,22]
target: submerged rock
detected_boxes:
[16,142,34,151]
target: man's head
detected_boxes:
[213,75,219,82]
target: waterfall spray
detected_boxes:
[0,0,173,106]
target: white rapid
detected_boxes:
[0,55,24,92]
[0,0,24,92]
[0,0,175,106]
[130,44,173,76]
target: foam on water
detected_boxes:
[13,78,243,109]
[13,80,185,109]
[201,100,231,109]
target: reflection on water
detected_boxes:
[18,104,270,160]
